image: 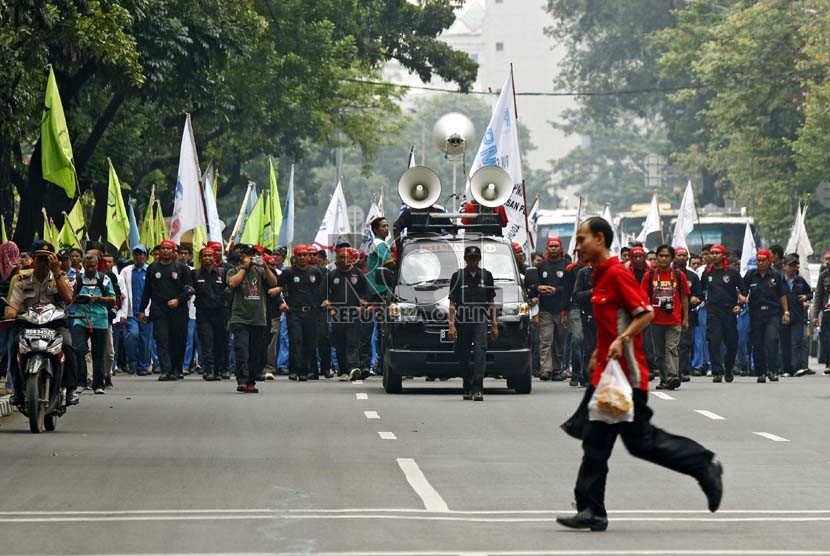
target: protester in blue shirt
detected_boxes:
[71,253,116,394]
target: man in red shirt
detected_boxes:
[641,244,690,390]
[556,217,723,532]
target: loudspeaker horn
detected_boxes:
[432,112,476,155]
[470,166,512,207]
[398,166,442,209]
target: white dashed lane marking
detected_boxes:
[396,458,450,513]
[694,410,725,420]
[378,432,397,440]
[356,393,368,400]
[650,391,675,400]
[364,411,380,419]
[351,380,364,385]
[754,432,790,442]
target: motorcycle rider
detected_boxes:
[3,240,79,407]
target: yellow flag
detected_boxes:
[139,186,156,250]
[155,200,168,241]
[58,200,84,248]
[1,215,7,243]
[268,158,283,248]
[192,226,207,254]
[41,67,76,198]
[240,194,266,245]
[106,159,130,251]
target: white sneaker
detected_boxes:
[93,388,105,395]
[264,372,275,381]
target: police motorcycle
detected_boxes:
[1,294,89,433]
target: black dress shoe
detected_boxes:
[220,372,231,380]
[713,375,722,383]
[699,459,724,512]
[65,389,80,406]
[757,376,766,383]
[462,391,473,401]
[769,374,779,382]
[666,376,682,390]
[555,508,608,531]
[289,374,298,381]
[724,372,734,383]
[158,375,176,382]
[9,393,22,407]
[473,391,484,401]
[680,374,691,382]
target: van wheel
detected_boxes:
[383,359,402,394]
[512,367,532,394]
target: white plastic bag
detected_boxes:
[588,358,634,424]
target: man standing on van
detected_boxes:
[448,245,497,401]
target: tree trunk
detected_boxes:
[13,140,45,248]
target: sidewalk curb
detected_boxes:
[0,395,16,419]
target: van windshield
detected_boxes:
[399,241,517,286]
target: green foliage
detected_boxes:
[0,0,477,245]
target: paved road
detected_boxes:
[1,370,830,556]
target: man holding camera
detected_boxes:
[640,244,690,390]
[226,245,278,393]
[138,240,193,381]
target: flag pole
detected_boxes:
[657,193,664,244]
[509,63,532,250]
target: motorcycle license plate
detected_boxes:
[24,329,56,341]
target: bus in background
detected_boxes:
[617,202,675,250]
[534,209,578,255]
[669,205,759,255]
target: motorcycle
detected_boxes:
[3,295,88,433]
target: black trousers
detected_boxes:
[358,316,374,370]
[288,310,318,377]
[230,323,265,386]
[197,310,227,378]
[317,311,331,376]
[72,326,108,390]
[575,389,714,517]
[780,320,804,373]
[582,315,597,362]
[750,313,780,378]
[707,309,737,376]
[332,317,360,372]
[151,308,189,378]
[679,326,694,375]
[455,321,488,392]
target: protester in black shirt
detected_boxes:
[701,245,747,383]
[312,248,333,379]
[780,255,812,377]
[192,247,227,381]
[139,240,193,381]
[279,245,325,381]
[448,245,497,401]
[533,237,569,381]
[325,248,368,381]
[744,249,789,383]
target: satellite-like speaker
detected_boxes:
[398,166,442,209]
[431,112,476,156]
[470,166,512,207]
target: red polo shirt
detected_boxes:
[591,256,654,391]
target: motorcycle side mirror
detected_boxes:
[73,294,92,305]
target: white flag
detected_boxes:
[785,204,814,284]
[170,114,205,243]
[277,165,295,246]
[358,200,384,254]
[313,178,350,253]
[468,68,527,250]
[672,180,696,250]
[739,222,757,277]
[636,193,661,244]
[601,205,622,257]
[202,162,223,245]
[527,196,539,251]
[567,196,583,257]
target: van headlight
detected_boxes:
[501,302,529,319]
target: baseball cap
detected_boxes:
[783,255,799,266]
[132,244,148,255]
[335,238,351,249]
[464,245,482,258]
